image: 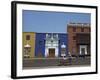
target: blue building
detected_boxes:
[35,33,68,58]
[35,33,45,57]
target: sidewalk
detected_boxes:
[23,56,90,69]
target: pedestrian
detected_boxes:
[68,52,72,65]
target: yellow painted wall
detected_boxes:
[23,32,36,59]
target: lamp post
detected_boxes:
[24,44,31,58]
[60,42,67,66]
[61,42,66,58]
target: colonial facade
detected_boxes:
[45,34,59,57]
[67,23,90,56]
[23,32,36,58]
[23,23,91,59]
[23,32,68,58]
[35,33,68,58]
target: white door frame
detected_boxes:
[45,46,58,57]
[80,45,87,55]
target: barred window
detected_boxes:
[73,36,76,40]
[89,28,91,32]
[73,27,76,32]
[26,35,30,40]
[81,28,84,32]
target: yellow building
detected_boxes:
[23,32,36,59]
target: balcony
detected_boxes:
[76,33,90,45]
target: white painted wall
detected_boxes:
[45,34,59,57]
[45,47,59,57]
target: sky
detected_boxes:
[23,10,91,33]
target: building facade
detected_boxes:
[67,23,91,56]
[35,33,45,57]
[23,32,68,58]
[23,23,91,58]
[35,33,68,58]
[45,33,59,57]
[23,32,36,59]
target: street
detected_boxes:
[23,56,90,69]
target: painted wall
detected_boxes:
[35,33,45,57]
[23,32,36,58]
[58,34,68,56]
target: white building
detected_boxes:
[45,33,59,57]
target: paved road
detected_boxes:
[23,56,90,69]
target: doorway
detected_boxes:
[80,45,87,55]
[48,48,55,58]
[81,48,85,55]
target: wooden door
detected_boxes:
[49,48,55,58]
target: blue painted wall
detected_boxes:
[35,33,45,57]
[58,34,68,57]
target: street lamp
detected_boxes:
[61,42,66,58]
[24,44,31,58]
[59,42,67,66]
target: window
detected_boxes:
[26,35,30,40]
[73,27,76,32]
[73,36,76,40]
[89,28,91,32]
[81,28,84,32]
